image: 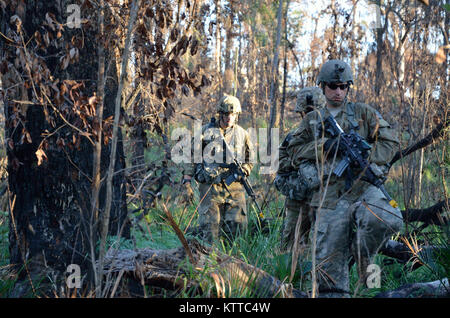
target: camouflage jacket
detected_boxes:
[278,131,296,175]
[286,101,399,208]
[183,119,254,189]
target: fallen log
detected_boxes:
[380,240,415,264]
[379,239,450,272]
[401,199,449,226]
[380,240,426,270]
[102,238,307,298]
[375,278,449,298]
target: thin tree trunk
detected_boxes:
[91,0,106,290]
[268,0,283,129]
[279,3,289,133]
[215,0,222,93]
[248,4,257,127]
[98,0,140,297]
[375,1,390,95]
[268,0,284,153]
[224,0,235,94]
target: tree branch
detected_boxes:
[389,118,449,168]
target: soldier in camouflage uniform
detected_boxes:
[275,87,325,253]
[286,60,403,297]
[182,94,254,244]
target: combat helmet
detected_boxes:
[295,86,326,113]
[317,59,354,85]
[217,94,242,114]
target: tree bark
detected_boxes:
[1,0,128,295]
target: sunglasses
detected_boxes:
[326,83,349,90]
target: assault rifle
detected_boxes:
[324,115,398,209]
[209,118,265,220]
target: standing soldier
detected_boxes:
[275,87,325,253]
[182,94,254,244]
[287,60,403,297]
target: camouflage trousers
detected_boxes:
[197,182,248,244]
[313,185,403,298]
[280,198,313,253]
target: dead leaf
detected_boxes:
[10,15,22,32]
[7,139,14,150]
[35,148,48,166]
[45,13,56,31]
[56,137,65,149]
[25,131,32,143]
[61,55,70,70]
[435,46,448,64]
[88,94,97,107]
[69,47,77,59]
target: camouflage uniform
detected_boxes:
[276,87,325,252]
[183,95,254,243]
[287,60,403,297]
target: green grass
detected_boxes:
[0,182,448,298]
[0,120,448,298]
[0,210,17,297]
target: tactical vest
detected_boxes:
[316,102,360,138]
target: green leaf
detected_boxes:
[443,4,450,12]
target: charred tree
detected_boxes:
[1,0,128,295]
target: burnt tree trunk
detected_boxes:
[1,0,128,295]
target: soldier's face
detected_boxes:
[324,82,348,107]
[219,112,237,129]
